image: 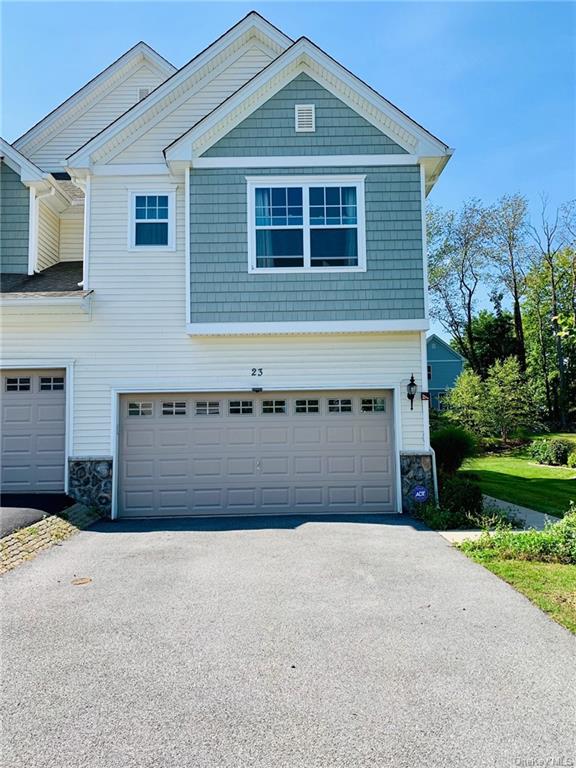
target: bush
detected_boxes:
[440,475,484,518]
[460,506,576,564]
[567,451,576,469]
[412,503,468,531]
[431,426,476,474]
[528,438,572,466]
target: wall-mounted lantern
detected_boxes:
[407,374,417,410]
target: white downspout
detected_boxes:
[80,175,91,288]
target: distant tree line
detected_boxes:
[427,194,576,429]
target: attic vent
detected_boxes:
[295,104,315,133]
[138,87,151,102]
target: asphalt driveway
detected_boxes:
[1,515,574,768]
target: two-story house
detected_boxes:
[0,12,452,518]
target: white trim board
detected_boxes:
[194,154,420,169]
[109,382,403,519]
[186,319,429,336]
[0,359,75,493]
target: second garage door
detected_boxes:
[118,390,396,517]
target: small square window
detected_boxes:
[328,399,352,413]
[130,191,173,249]
[128,401,153,416]
[361,398,386,413]
[40,377,64,391]
[162,401,187,416]
[295,399,319,413]
[5,377,31,392]
[229,400,253,415]
[195,401,220,416]
[262,400,286,414]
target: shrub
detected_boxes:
[440,475,484,518]
[528,438,572,466]
[567,450,576,469]
[460,506,576,564]
[431,426,476,475]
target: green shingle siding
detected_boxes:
[202,73,407,157]
[189,165,425,323]
[0,161,30,274]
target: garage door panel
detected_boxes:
[119,391,396,517]
[1,370,66,493]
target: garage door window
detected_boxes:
[295,399,319,413]
[5,377,31,392]
[162,401,187,416]
[361,398,386,412]
[128,402,153,416]
[196,401,220,416]
[262,400,286,414]
[229,400,253,415]
[40,377,65,391]
[328,398,352,413]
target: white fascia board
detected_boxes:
[1,138,46,182]
[14,43,176,154]
[166,39,452,162]
[186,319,430,336]
[67,15,292,168]
[0,294,91,307]
[193,154,419,169]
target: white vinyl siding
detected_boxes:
[22,65,168,170]
[108,46,275,164]
[1,174,428,465]
[36,201,60,270]
[59,209,84,262]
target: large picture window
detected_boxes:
[129,190,175,250]
[247,176,366,273]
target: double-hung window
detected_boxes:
[129,191,175,250]
[247,176,366,272]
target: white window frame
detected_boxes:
[246,175,366,274]
[128,190,176,251]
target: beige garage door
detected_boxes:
[1,369,66,493]
[118,390,396,517]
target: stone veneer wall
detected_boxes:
[68,458,113,516]
[400,452,436,514]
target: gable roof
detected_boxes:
[426,334,465,361]
[13,42,176,157]
[162,36,452,190]
[66,12,293,168]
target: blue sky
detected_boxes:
[2,1,574,335]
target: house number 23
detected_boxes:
[251,368,263,377]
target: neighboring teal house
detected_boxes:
[426,334,465,409]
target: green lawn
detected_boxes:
[463,555,576,634]
[460,453,576,517]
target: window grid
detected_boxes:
[130,191,173,249]
[195,401,220,416]
[295,399,320,413]
[162,401,187,416]
[5,377,31,392]
[249,178,364,272]
[229,400,253,415]
[360,398,386,413]
[328,398,353,413]
[128,402,153,417]
[40,377,65,391]
[262,400,286,414]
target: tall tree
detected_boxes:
[489,194,529,369]
[469,306,517,379]
[428,200,493,372]
[528,198,570,428]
